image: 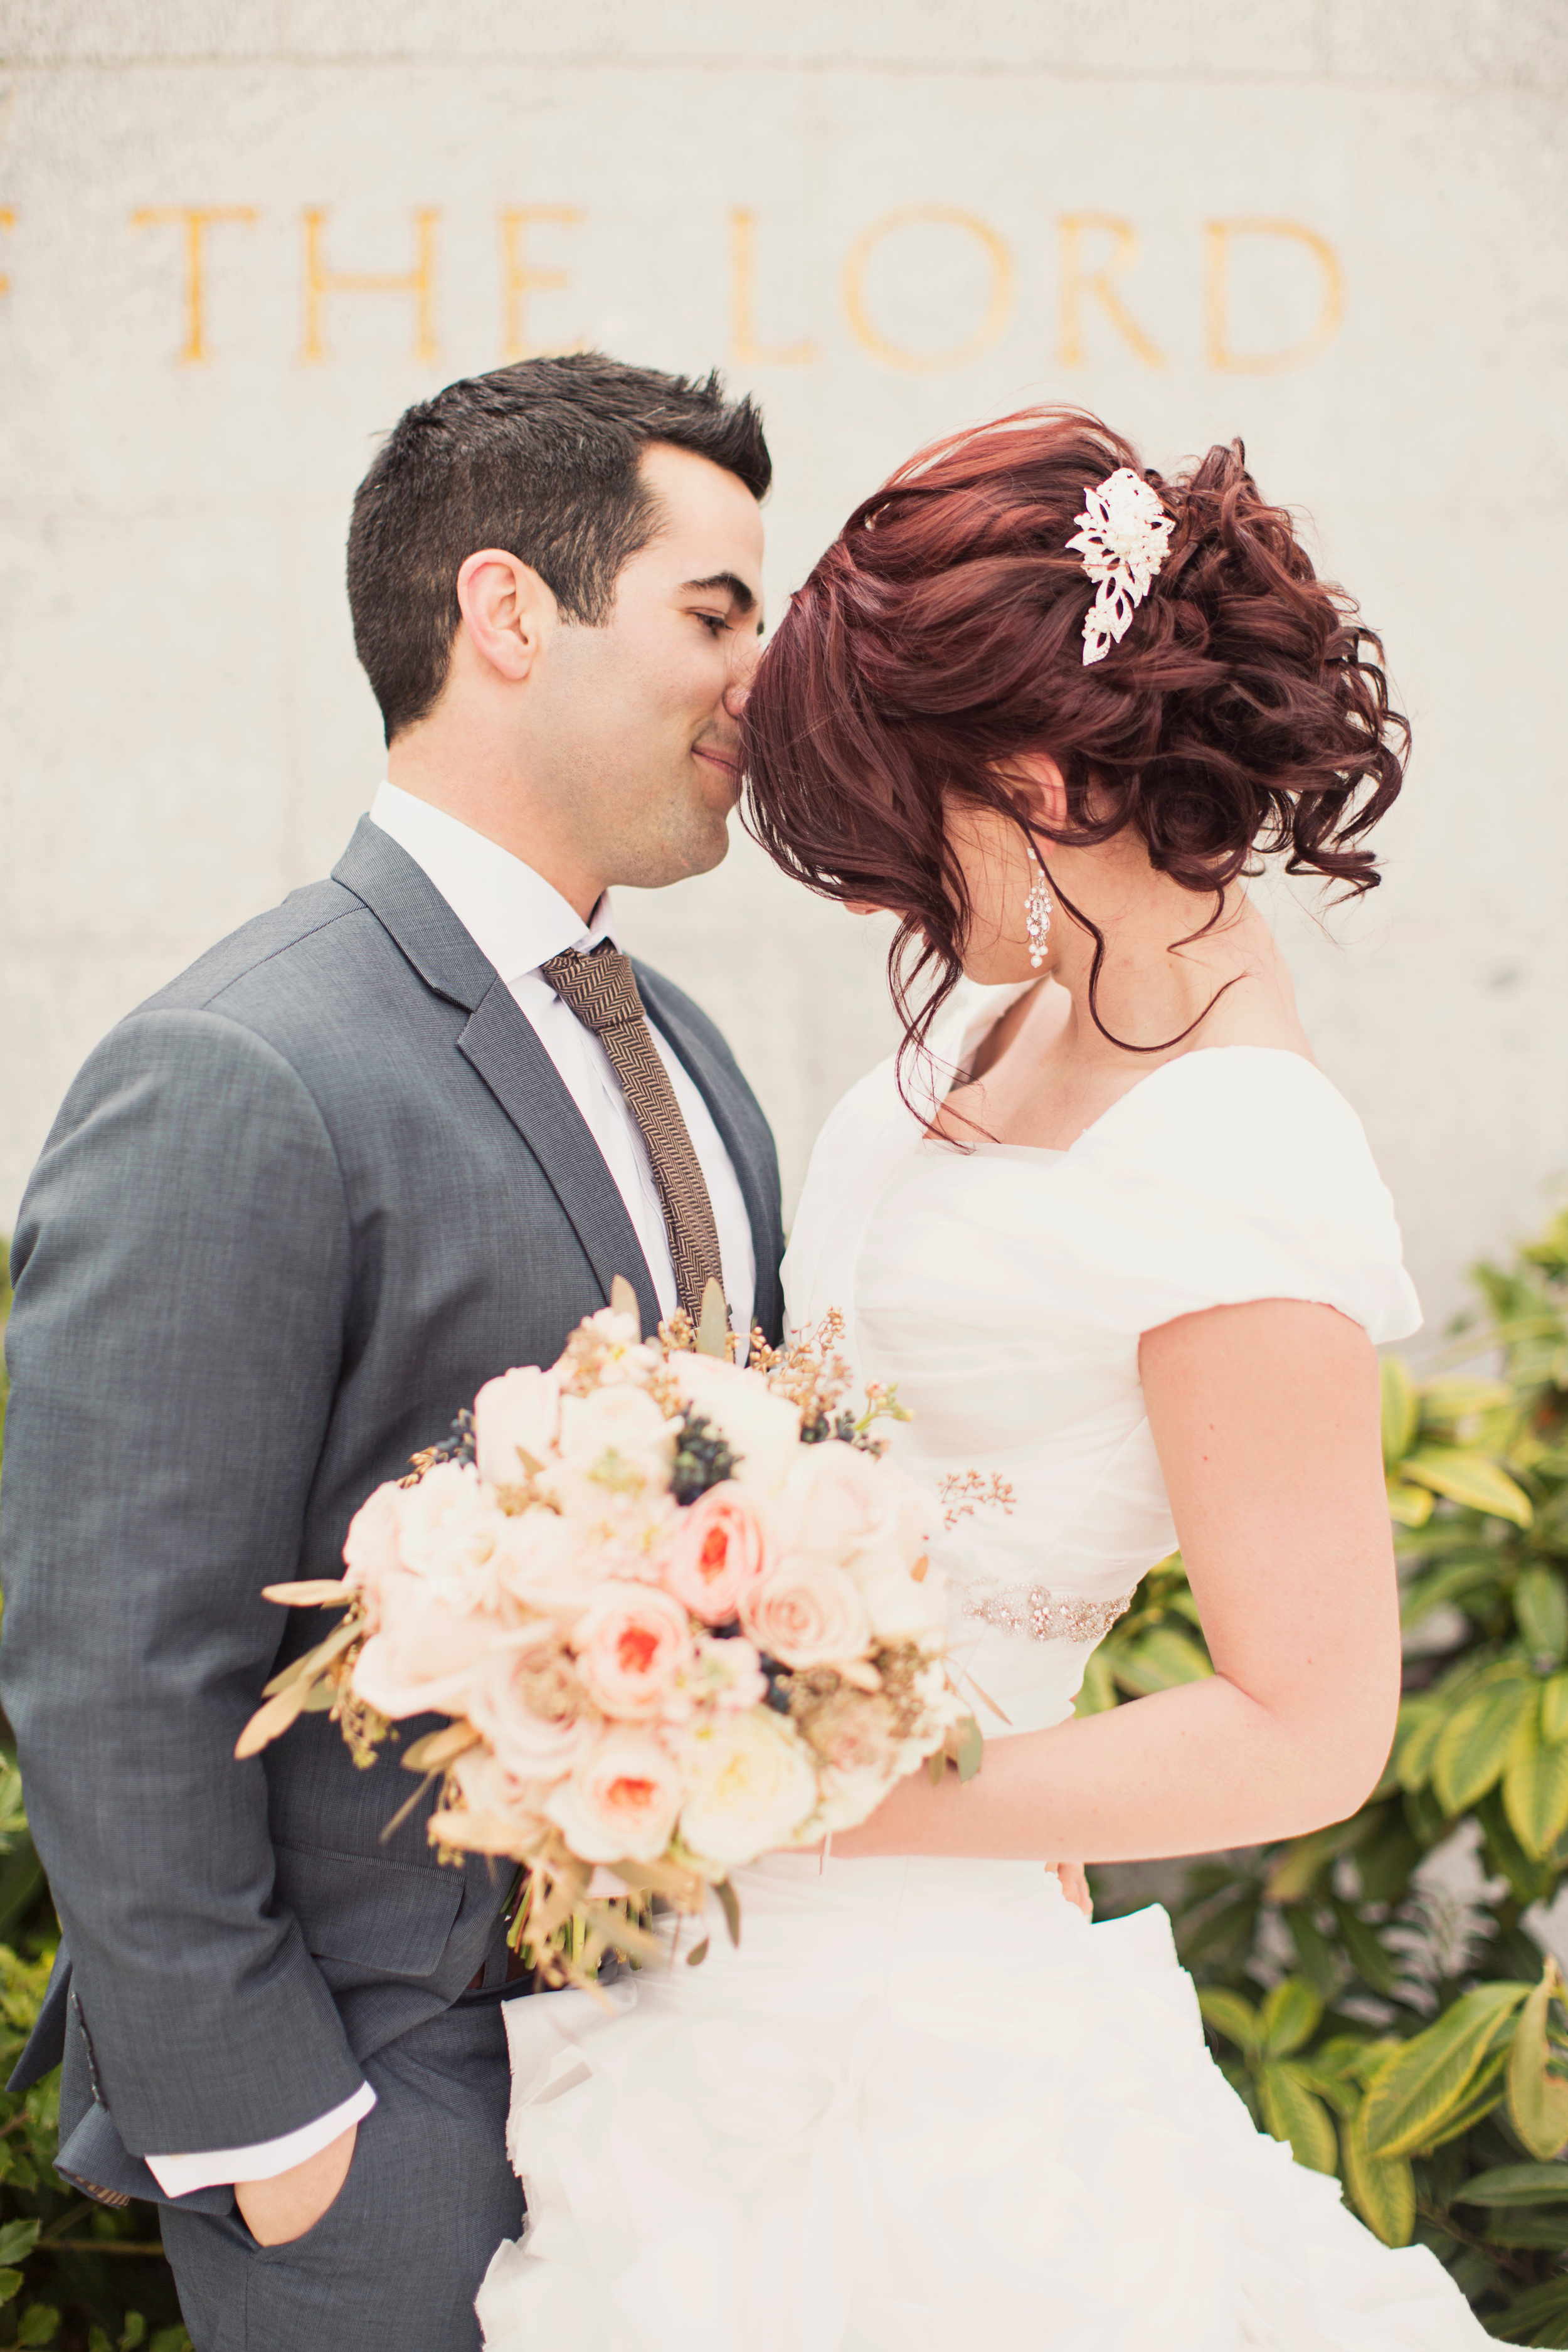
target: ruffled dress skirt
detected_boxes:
[475,1853,1486,2350]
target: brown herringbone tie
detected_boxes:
[542,941,726,1325]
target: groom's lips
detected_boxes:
[693,743,741,790]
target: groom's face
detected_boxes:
[531,443,766,891]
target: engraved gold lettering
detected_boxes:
[729,208,817,368]
[1057,215,1164,369]
[842,206,1014,374]
[1205,218,1343,373]
[498,207,586,363]
[300,208,440,365]
[130,206,258,364]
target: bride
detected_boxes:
[477,411,1488,2348]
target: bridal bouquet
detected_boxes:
[238,1281,979,1986]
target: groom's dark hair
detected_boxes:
[347,352,771,744]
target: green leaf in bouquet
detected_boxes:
[1458,2161,1568,2207]
[696,1279,729,1359]
[715,1875,741,1949]
[1258,1977,1322,2058]
[950,1715,983,1783]
[16,2308,61,2348]
[1197,1988,1260,2056]
[1432,1680,1537,1815]
[1360,1981,1529,2159]
[1380,1357,1419,1470]
[684,1936,709,1968]
[400,1724,482,1774]
[1504,1721,1568,1860]
[1400,1446,1534,1528]
[1507,1961,1568,2161]
[0,2270,25,2311]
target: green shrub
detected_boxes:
[1088,1207,1568,2343]
[0,1259,189,2352]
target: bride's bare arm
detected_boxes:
[827,1298,1401,1865]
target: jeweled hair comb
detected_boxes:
[1066,467,1175,666]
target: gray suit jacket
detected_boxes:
[0,818,783,2205]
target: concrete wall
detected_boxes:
[2,1,1565,1336]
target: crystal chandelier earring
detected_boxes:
[1025,848,1052,969]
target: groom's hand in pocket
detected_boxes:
[236,2121,358,2247]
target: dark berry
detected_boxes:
[670,1412,739,1503]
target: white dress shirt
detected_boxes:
[147,787,756,2198]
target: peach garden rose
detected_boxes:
[658,1483,771,1623]
[546,1727,684,1864]
[573,1582,692,1719]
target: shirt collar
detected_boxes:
[369,781,614,983]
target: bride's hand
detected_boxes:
[1051,1862,1093,1917]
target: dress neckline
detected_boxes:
[927,1041,1323,1162]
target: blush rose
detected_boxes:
[740,1556,870,1671]
[658,1483,771,1623]
[573,1583,692,1720]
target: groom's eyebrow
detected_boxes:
[680,571,758,618]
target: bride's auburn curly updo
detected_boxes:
[741,406,1408,1068]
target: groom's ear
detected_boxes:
[453,548,559,684]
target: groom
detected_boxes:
[0,353,783,2349]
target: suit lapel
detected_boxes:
[332,820,664,1337]
[633,963,785,1344]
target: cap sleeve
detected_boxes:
[1060,1049,1421,1344]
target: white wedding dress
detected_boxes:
[477,984,1488,2351]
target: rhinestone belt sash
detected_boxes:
[960,1584,1135,1645]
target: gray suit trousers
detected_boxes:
[161,1996,521,2352]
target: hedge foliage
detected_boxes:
[1087,1207,1568,2343]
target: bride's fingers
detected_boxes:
[1051,1862,1093,1918]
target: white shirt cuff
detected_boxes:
[144,2080,376,2198]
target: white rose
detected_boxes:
[546,1728,684,1864]
[679,1710,818,1867]
[492,1507,584,1603]
[474,1365,561,1486]
[395,1462,510,1611]
[552,1384,679,1495]
[776,1443,930,1577]
[674,1355,802,1493]
[857,1560,951,1650]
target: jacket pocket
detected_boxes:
[271,1838,463,1979]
